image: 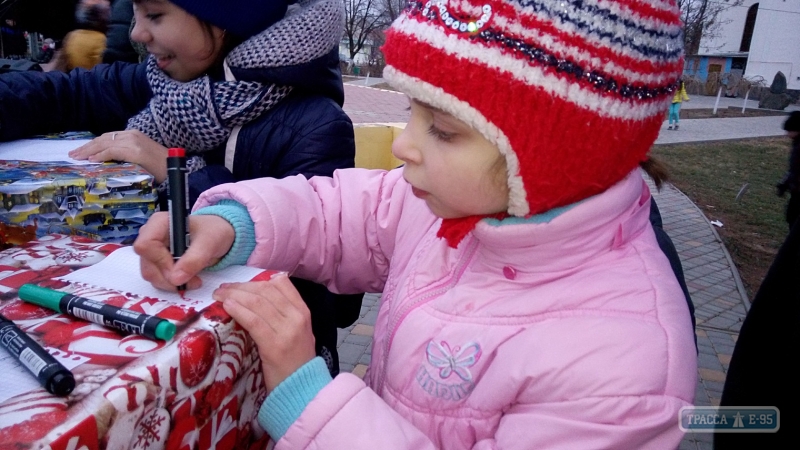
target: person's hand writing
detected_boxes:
[214,276,316,392]
[134,212,235,291]
[69,131,169,183]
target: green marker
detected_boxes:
[19,284,176,341]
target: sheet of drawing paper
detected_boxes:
[0,139,97,165]
[0,349,89,403]
[58,246,268,310]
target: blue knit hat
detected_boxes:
[171,0,290,39]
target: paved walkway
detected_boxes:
[337,85,791,449]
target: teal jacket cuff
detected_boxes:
[257,357,333,441]
[192,200,256,270]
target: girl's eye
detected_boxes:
[427,125,455,142]
[146,13,163,21]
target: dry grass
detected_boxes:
[652,137,792,297]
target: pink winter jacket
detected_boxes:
[195,168,697,449]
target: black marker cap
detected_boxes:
[43,368,76,396]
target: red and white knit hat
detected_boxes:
[383,0,684,222]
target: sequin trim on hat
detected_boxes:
[405,1,678,101]
[422,0,493,35]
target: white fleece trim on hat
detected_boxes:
[396,17,670,122]
[384,66,530,217]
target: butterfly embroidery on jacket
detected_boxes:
[416,340,482,401]
[426,341,482,381]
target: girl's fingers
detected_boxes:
[215,281,287,317]
[219,287,282,339]
[214,281,310,340]
[267,274,309,312]
[87,148,118,163]
[134,212,203,291]
[170,217,234,286]
[134,213,173,288]
[134,213,184,290]
[215,280,316,392]
[70,132,118,158]
[69,141,100,159]
[215,279,303,321]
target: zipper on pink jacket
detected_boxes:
[375,239,479,394]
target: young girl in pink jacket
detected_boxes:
[135,0,697,447]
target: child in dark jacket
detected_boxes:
[0,0,359,376]
[59,0,111,71]
[778,111,800,226]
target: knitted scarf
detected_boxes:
[126,0,344,153]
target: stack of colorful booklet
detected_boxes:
[0,135,157,248]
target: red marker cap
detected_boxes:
[168,148,186,157]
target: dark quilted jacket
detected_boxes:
[0,47,358,375]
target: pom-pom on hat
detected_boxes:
[170,0,291,39]
[383,0,685,236]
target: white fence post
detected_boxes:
[742,88,751,114]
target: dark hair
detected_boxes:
[78,3,111,34]
[640,157,670,191]
[199,21,245,64]
[132,0,244,54]
[784,111,800,133]
[130,0,244,72]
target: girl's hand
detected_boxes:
[134,212,236,291]
[69,131,169,183]
[214,276,316,392]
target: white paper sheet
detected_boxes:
[59,246,268,310]
[0,247,268,403]
[0,139,98,165]
[0,348,89,404]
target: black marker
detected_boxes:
[167,147,189,296]
[0,312,75,396]
[18,284,176,341]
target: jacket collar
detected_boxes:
[467,170,651,274]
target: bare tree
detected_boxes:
[678,0,744,55]
[379,0,408,23]
[343,0,385,63]
[343,0,409,65]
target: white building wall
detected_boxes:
[699,0,759,53]
[338,43,373,65]
[745,0,800,90]
[699,0,800,90]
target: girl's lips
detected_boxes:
[155,56,173,70]
[411,186,429,198]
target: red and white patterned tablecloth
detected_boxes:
[0,234,274,449]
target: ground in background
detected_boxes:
[653,137,791,298]
[680,107,788,119]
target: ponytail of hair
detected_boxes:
[640,157,670,191]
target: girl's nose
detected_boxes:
[129,19,149,44]
[391,126,421,165]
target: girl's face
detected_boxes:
[392,99,509,219]
[131,0,224,81]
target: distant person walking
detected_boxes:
[777,111,800,227]
[60,0,112,71]
[668,78,689,130]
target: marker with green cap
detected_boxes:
[18,284,176,341]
